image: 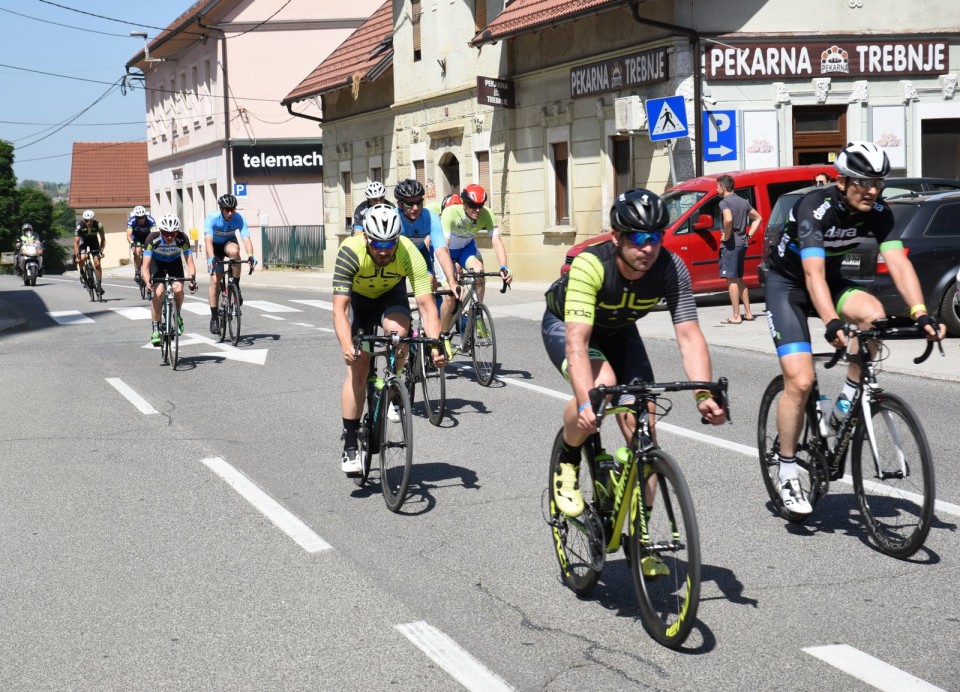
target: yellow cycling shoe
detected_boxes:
[640,554,670,577]
[553,462,585,517]
[443,337,455,361]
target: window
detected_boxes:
[413,160,425,187]
[927,203,960,237]
[476,151,490,195]
[371,167,382,184]
[474,0,487,32]
[412,0,421,62]
[342,172,353,229]
[552,142,569,225]
[612,136,630,197]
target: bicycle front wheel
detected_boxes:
[757,375,827,521]
[379,378,413,512]
[86,266,95,301]
[139,276,147,300]
[629,449,701,649]
[227,283,241,345]
[852,392,935,559]
[217,290,228,343]
[419,346,446,426]
[470,303,497,386]
[546,429,603,595]
[170,306,180,370]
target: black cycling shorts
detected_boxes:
[78,239,101,255]
[541,309,654,405]
[149,259,186,282]
[211,240,240,261]
[350,283,412,336]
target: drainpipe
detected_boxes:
[625,0,704,177]
[286,101,324,124]
[197,16,233,189]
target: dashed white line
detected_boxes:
[395,621,513,692]
[804,645,946,691]
[106,378,158,415]
[201,457,331,553]
[260,314,286,321]
[47,310,95,325]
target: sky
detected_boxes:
[0,1,188,185]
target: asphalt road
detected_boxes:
[1,270,958,691]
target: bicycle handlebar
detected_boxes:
[214,258,255,275]
[589,377,730,425]
[352,330,444,358]
[457,269,510,294]
[823,320,944,369]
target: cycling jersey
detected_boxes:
[352,200,395,232]
[545,241,698,335]
[75,221,104,240]
[332,234,432,300]
[767,186,898,282]
[441,205,499,252]
[143,230,192,263]
[128,215,157,242]
[398,207,446,250]
[204,210,251,245]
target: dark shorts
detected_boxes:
[719,244,746,279]
[149,259,186,281]
[212,240,239,261]
[78,239,101,254]
[350,283,412,336]
[541,309,654,405]
[131,232,151,246]
[764,269,864,357]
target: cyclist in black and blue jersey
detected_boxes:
[765,141,945,516]
[351,181,394,233]
[393,178,459,300]
[127,205,157,283]
[542,189,726,527]
[142,214,198,346]
[204,194,257,334]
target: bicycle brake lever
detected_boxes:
[913,339,935,365]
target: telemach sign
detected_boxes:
[232,142,323,177]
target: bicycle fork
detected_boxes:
[859,388,908,480]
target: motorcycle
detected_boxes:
[17,242,43,287]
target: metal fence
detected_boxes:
[261,225,325,268]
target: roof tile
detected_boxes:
[68,142,149,210]
[472,0,625,45]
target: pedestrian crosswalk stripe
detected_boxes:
[110,307,152,320]
[291,299,333,310]
[47,310,95,325]
[243,300,301,313]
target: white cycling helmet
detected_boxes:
[363,203,401,241]
[365,181,386,200]
[834,141,891,178]
[157,214,181,233]
[82,210,96,221]
[132,205,147,217]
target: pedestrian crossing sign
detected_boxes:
[645,95,689,142]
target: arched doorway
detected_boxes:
[438,152,460,197]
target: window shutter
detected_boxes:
[477,150,490,194]
[412,0,422,54]
[475,0,487,32]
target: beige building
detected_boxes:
[282,0,960,282]
[126,0,383,265]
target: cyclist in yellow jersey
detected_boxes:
[542,189,726,520]
[332,204,447,475]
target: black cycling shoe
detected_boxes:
[210,315,220,334]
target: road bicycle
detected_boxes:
[353,329,443,512]
[757,319,941,559]
[404,292,447,426]
[544,377,729,649]
[214,258,253,346]
[79,250,104,302]
[131,241,148,300]
[444,269,508,386]
[152,276,194,370]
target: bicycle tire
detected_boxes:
[217,289,228,343]
[851,392,935,559]
[403,345,417,407]
[160,316,170,365]
[379,378,413,512]
[354,413,373,488]
[629,449,701,649]
[86,265,95,302]
[756,375,828,521]
[420,344,446,425]
[471,302,497,386]
[547,429,604,595]
[227,283,241,346]
[170,305,180,370]
[139,276,147,300]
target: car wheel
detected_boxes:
[938,281,960,337]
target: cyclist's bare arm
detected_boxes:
[565,321,599,431]
[332,294,357,364]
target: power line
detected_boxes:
[34,0,205,36]
[0,5,132,36]
[15,80,122,149]
[16,138,147,163]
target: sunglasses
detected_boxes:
[400,199,424,208]
[847,177,885,191]
[222,207,237,213]
[623,230,663,246]
[369,238,398,251]
[463,200,484,211]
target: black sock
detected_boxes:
[559,440,582,466]
[152,321,159,331]
[342,419,360,449]
[210,306,218,316]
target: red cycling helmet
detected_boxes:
[460,184,487,207]
[442,193,462,209]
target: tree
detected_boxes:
[18,188,54,233]
[52,200,76,238]
[0,140,18,252]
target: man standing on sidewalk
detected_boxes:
[717,175,762,323]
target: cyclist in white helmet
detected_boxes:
[74,210,106,291]
[142,214,198,346]
[351,180,394,233]
[764,141,945,517]
[126,205,157,283]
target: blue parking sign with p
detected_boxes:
[233,183,248,198]
[703,110,737,162]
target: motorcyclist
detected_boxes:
[15,224,43,276]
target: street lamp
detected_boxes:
[130,31,163,63]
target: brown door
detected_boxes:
[793,106,847,165]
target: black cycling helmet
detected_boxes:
[609,188,670,234]
[217,193,238,209]
[834,141,891,179]
[394,178,425,201]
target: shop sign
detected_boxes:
[570,46,669,98]
[707,40,949,80]
[477,77,515,108]
[232,142,323,176]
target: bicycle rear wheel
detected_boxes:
[629,449,701,649]
[379,378,413,511]
[85,265,96,301]
[470,303,497,386]
[757,375,828,521]
[217,290,228,343]
[852,392,935,559]
[546,429,604,595]
[419,346,446,426]
[170,306,180,370]
[353,414,374,488]
[227,283,241,346]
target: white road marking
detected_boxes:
[292,299,333,310]
[316,327,334,333]
[260,314,286,321]
[292,322,315,327]
[804,645,946,691]
[395,621,513,692]
[47,310,94,325]
[243,300,301,313]
[181,303,212,315]
[110,306,152,320]
[201,457,331,553]
[199,348,269,365]
[105,378,157,415]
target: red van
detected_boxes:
[560,165,835,293]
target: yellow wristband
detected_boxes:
[909,304,927,319]
[695,391,713,403]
